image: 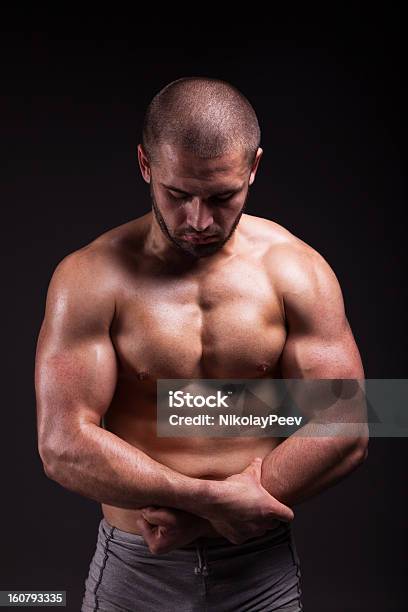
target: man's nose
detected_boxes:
[186,198,214,231]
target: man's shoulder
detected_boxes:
[243,214,338,292]
[84,214,149,258]
[242,213,320,259]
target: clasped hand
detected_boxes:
[136,457,294,554]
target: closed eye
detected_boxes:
[210,194,233,202]
[168,191,234,202]
[169,192,188,201]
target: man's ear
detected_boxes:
[137,143,151,184]
[249,147,263,186]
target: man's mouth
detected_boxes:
[182,234,218,244]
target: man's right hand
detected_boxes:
[200,457,294,544]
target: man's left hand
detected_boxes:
[137,506,210,554]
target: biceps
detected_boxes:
[35,332,118,446]
[280,326,367,432]
[280,323,364,379]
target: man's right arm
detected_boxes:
[35,248,293,543]
[35,248,208,514]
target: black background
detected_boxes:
[1,21,407,612]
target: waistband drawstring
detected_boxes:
[194,542,210,576]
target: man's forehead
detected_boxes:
[155,143,248,179]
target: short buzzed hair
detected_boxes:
[142,76,261,167]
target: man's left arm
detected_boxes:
[139,247,369,552]
[260,247,369,507]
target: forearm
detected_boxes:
[40,423,209,514]
[261,425,368,507]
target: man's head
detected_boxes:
[138,77,263,258]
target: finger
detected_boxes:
[138,516,169,540]
[242,456,263,482]
[242,456,262,471]
[136,516,154,541]
[136,516,161,550]
[270,500,295,523]
[141,507,179,527]
[139,518,169,551]
[137,518,173,555]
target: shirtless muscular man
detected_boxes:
[35,77,368,612]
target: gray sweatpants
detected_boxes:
[81,517,303,612]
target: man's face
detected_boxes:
[144,143,257,258]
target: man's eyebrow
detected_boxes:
[161,183,243,196]
[161,184,189,194]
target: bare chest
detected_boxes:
[111,261,286,382]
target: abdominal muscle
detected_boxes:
[101,414,282,538]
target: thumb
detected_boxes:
[241,456,263,482]
[272,499,295,523]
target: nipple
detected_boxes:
[137,370,149,381]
